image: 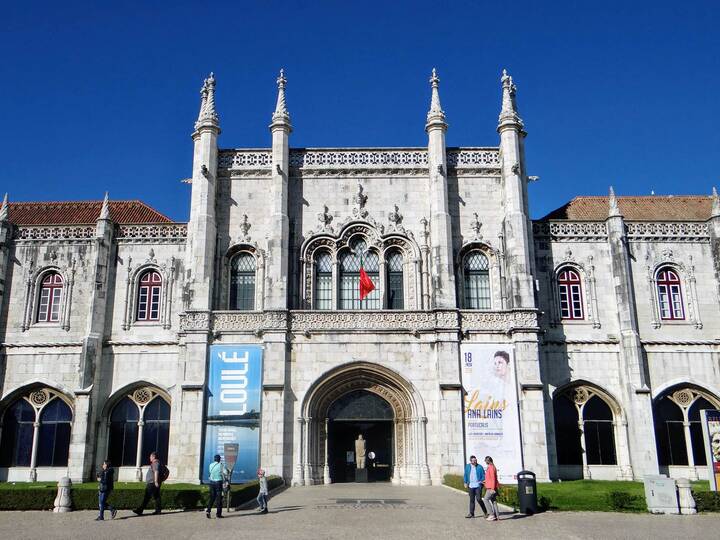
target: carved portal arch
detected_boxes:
[295,362,430,487]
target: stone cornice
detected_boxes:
[178,309,538,335]
[11,223,187,244]
[533,220,710,242]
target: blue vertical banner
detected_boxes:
[203,345,263,483]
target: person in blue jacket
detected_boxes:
[463,455,487,518]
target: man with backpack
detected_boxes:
[133,451,169,516]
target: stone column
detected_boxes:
[323,418,331,484]
[135,420,145,481]
[29,421,40,482]
[613,418,634,480]
[606,189,659,477]
[425,70,456,309]
[293,417,305,486]
[266,70,292,310]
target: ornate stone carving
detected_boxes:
[117,224,187,243]
[626,221,709,241]
[532,221,608,240]
[460,310,538,332]
[29,389,50,407]
[290,149,428,169]
[388,205,403,230]
[352,184,368,219]
[239,214,252,242]
[218,150,272,169]
[469,213,483,241]
[315,205,334,234]
[132,387,153,405]
[572,387,590,405]
[15,226,95,241]
[178,311,211,332]
[446,148,501,168]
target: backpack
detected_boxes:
[158,463,170,483]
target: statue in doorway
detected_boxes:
[355,434,367,469]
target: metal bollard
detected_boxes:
[676,478,697,515]
[53,477,72,513]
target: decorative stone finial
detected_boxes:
[195,73,220,130]
[498,69,523,129]
[270,69,292,130]
[99,192,110,220]
[608,186,622,217]
[426,68,447,130]
[0,193,8,221]
[712,186,720,218]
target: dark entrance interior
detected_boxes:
[327,390,394,483]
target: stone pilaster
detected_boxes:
[267,70,292,309]
[498,70,535,308]
[186,74,220,311]
[709,188,720,301]
[425,70,456,309]
[606,190,658,477]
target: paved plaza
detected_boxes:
[0,483,718,539]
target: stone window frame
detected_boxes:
[646,259,701,329]
[0,387,74,481]
[457,242,503,310]
[301,221,421,310]
[224,243,265,312]
[22,266,74,332]
[122,262,175,330]
[547,261,601,328]
[103,386,172,481]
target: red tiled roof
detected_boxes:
[6,200,174,225]
[540,195,713,222]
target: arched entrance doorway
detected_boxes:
[297,362,430,486]
[327,390,394,482]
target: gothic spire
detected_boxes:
[712,187,720,218]
[195,73,219,130]
[99,192,110,220]
[0,193,8,221]
[425,68,447,130]
[270,69,291,130]
[498,69,523,130]
[608,186,621,217]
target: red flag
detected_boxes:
[359,267,375,300]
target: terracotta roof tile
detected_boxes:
[540,195,713,222]
[6,200,174,225]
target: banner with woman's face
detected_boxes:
[461,344,522,484]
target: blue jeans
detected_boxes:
[98,490,114,518]
[256,493,268,510]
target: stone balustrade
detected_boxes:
[179,309,538,335]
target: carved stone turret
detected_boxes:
[425,69,455,309]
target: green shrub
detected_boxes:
[0,477,283,511]
[693,490,720,513]
[606,490,642,512]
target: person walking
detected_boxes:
[482,456,501,521]
[256,468,269,514]
[463,455,487,518]
[133,451,164,515]
[96,460,117,521]
[206,454,224,519]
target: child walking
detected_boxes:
[256,468,269,514]
[96,460,117,521]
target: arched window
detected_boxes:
[557,267,584,320]
[0,391,72,470]
[140,397,170,463]
[230,253,256,310]
[0,399,35,466]
[108,397,140,466]
[553,387,617,469]
[656,267,684,320]
[107,391,171,470]
[37,272,63,322]
[339,238,380,310]
[136,270,162,321]
[582,396,616,465]
[463,251,490,309]
[386,250,404,310]
[36,398,72,467]
[314,251,332,310]
[653,387,719,467]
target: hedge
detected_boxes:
[442,473,535,511]
[0,477,283,511]
[692,490,720,513]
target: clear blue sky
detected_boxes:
[2,1,718,221]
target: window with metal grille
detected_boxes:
[386,250,404,310]
[230,253,256,310]
[557,267,584,320]
[314,251,332,310]
[463,251,491,309]
[656,267,684,320]
[136,270,162,321]
[339,238,380,310]
[37,272,63,322]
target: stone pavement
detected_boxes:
[0,483,718,540]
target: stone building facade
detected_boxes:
[0,70,718,485]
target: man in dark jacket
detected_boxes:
[96,460,117,521]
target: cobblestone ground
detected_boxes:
[0,483,717,540]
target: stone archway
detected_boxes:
[296,362,430,486]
